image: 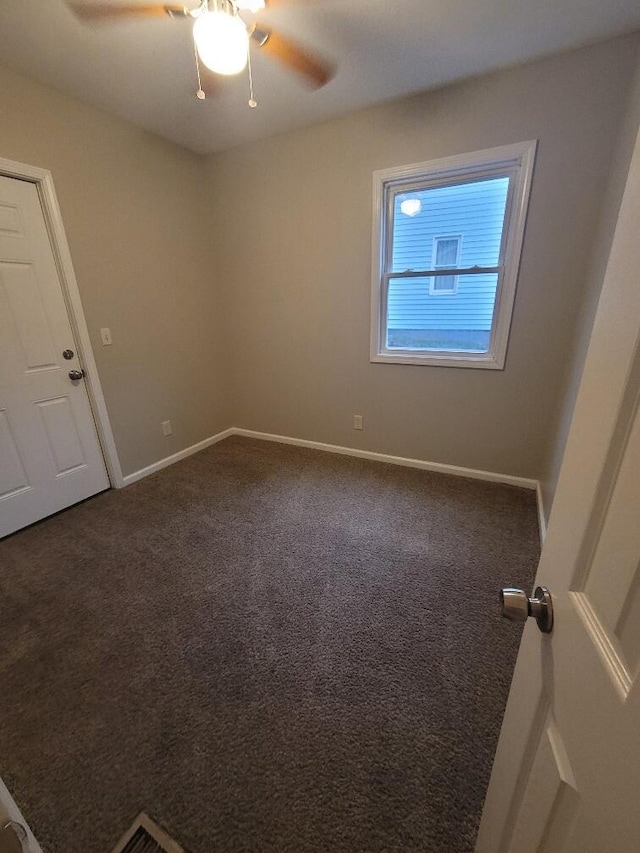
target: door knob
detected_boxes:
[68,369,86,381]
[0,820,27,853]
[500,586,553,633]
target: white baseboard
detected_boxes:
[233,428,539,491]
[536,481,547,545]
[120,427,544,543]
[120,428,235,487]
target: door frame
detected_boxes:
[0,155,124,488]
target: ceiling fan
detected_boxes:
[68,0,335,104]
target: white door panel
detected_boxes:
[0,408,29,499]
[582,400,640,663]
[0,175,108,537]
[477,125,640,851]
[509,714,579,853]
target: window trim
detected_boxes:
[370,140,537,369]
[428,234,462,295]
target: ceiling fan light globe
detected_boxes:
[193,11,249,76]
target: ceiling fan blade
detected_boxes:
[251,24,334,88]
[68,3,190,21]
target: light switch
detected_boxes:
[100,328,112,346]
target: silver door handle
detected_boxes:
[500,586,553,633]
[68,369,86,381]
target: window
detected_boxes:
[370,141,537,368]
[429,236,462,295]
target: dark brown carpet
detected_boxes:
[0,436,539,852]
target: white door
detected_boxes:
[0,175,109,538]
[0,775,43,853]
[475,126,640,852]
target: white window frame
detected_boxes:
[370,140,537,369]
[429,235,462,295]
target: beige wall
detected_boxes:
[3,35,639,489]
[0,64,229,477]
[205,35,640,480]
[539,47,640,520]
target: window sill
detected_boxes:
[370,350,505,369]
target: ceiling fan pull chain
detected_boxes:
[247,47,257,108]
[193,34,206,99]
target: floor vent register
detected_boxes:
[112,813,185,853]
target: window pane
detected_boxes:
[386,273,498,352]
[391,176,510,272]
[435,238,460,266]
[431,236,461,293]
[432,274,457,293]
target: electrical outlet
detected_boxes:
[353,414,364,430]
[100,327,112,346]
[162,420,172,436]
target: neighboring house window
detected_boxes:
[370,140,536,368]
[429,236,462,295]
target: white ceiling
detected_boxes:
[1,0,640,154]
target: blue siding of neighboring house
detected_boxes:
[388,177,509,332]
